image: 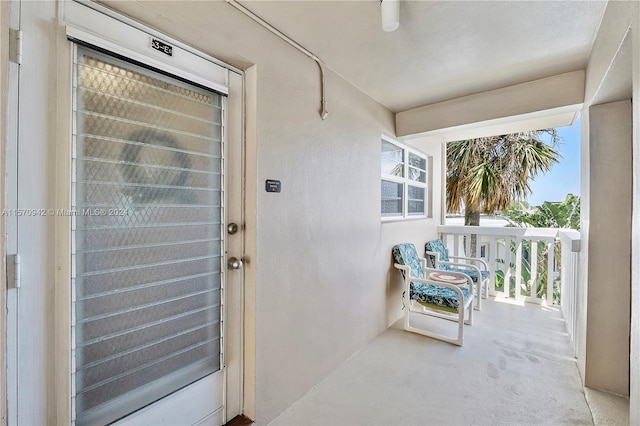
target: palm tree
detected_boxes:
[446,130,561,227]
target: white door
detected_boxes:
[71,46,227,426]
[6,1,244,424]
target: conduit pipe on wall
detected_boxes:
[224,0,329,120]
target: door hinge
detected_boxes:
[7,254,20,289]
[9,28,23,65]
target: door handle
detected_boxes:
[227,257,244,270]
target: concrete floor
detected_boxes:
[270,297,616,425]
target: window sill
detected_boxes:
[381,215,430,224]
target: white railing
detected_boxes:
[437,225,581,342]
[558,229,581,353]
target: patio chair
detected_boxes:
[392,243,474,346]
[425,239,491,310]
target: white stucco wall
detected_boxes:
[580,0,639,421]
[633,15,640,426]
[585,100,631,396]
[96,2,439,423]
[577,107,590,383]
[396,71,584,138]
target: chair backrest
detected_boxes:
[392,243,425,280]
[425,239,450,270]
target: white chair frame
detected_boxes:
[394,259,474,346]
[426,250,490,310]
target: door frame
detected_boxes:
[0,0,5,413]
[2,0,18,423]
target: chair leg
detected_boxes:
[404,298,412,331]
[405,321,463,346]
[456,307,464,345]
[404,302,466,346]
[464,296,473,326]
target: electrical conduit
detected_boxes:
[224,0,329,120]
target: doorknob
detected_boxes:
[227,257,244,270]
[227,223,239,235]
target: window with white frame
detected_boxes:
[381,137,429,219]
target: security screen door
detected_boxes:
[72,47,226,425]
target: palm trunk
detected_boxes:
[464,209,480,226]
[464,209,480,257]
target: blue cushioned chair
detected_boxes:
[425,239,491,310]
[392,243,474,346]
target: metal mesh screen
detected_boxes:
[71,49,224,425]
[381,180,403,215]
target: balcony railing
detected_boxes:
[437,225,581,345]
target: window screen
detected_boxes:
[408,185,426,215]
[381,180,403,216]
[71,48,224,425]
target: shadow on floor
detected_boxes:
[269,297,599,425]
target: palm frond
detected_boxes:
[446,130,562,215]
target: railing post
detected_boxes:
[531,240,539,299]
[473,234,482,257]
[453,234,460,258]
[504,236,512,299]
[488,237,497,296]
[557,229,581,345]
[546,239,554,305]
[464,233,471,258]
[515,237,523,300]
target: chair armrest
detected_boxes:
[393,259,439,277]
[425,250,480,273]
[437,260,485,280]
[394,263,474,297]
[419,257,427,270]
[447,255,489,271]
[408,275,474,300]
[425,250,441,268]
[393,263,410,274]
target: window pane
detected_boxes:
[408,185,425,215]
[381,140,404,177]
[381,139,403,162]
[408,152,426,170]
[381,158,403,177]
[408,167,426,183]
[73,50,222,425]
[381,180,403,215]
[382,199,403,215]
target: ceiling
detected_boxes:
[237,0,608,113]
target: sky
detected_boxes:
[526,117,581,206]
